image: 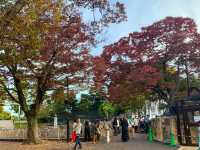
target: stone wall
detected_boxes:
[0,120,14,130]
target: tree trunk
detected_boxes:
[26,115,40,144]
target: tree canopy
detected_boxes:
[93,17,200,106]
[0,0,126,143]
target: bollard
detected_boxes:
[148,128,153,143]
[170,129,176,147]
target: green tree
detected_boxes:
[99,101,116,119]
[0,106,11,120]
[77,91,106,112]
[78,94,93,112]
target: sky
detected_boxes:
[90,0,200,56]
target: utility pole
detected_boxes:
[65,77,70,142]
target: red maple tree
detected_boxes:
[143,17,199,103]
[93,17,200,105]
[93,31,160,103]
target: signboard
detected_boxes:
[192,116,200,149]
[194,116,200,122]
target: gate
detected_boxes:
[175,100,200,146]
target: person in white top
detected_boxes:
[72,119,77,142]
[103,120,111,143]
[128,116,135,139]
[117,118,120,134]
[133,116,139,133]
[74,118,82,150]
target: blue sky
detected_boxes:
[90,0,200,56]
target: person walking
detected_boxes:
[71,119,77,143]
[104,120,111,143]
[73,118,82,150]
[117,117,120,134]
[134,116,139,133]
[92,120,100,144]
[112,117,118,136]
[96,120,102,141]
[121,117,129,142]
[129,116,136,139]
[128,116,133,139]
[84,120,91,142]
[144,115,150,134]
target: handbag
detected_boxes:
[71,131,77,142]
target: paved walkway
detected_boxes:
[0,134,197,150]
[85,133,177,150]
[179,147,198,150]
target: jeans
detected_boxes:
[74,134,82,149]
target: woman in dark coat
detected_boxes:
[121,117,129,142]
[84,120,91,142]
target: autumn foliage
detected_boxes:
[93,17,200,104]
[0,0,126,143]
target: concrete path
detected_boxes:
[178,147,198,150]
[85,133,178,150]
[0,133,197,150]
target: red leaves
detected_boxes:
[93,32,161,102]
[93,17,200,103]
[92,56,107,90]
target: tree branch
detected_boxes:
[7,66,29,113]
[0,79,19,104]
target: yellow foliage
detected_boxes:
[52,88,64,103]
[166,67,176,75]
[0,0,63,65]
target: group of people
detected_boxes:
[112,116,136,142]
[112,115,150,142]
[71,115,150,149]
[71,118,111,150]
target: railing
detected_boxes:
[0,125,68,140]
